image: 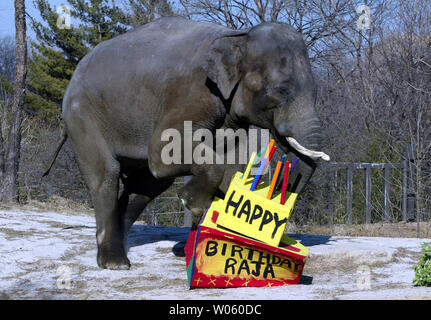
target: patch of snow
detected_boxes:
[0,209,430,299]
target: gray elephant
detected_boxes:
[44,16,329,270]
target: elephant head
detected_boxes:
[204,22,330,194]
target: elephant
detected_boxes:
[44,16,329,270]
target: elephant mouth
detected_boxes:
[285,137,330,161]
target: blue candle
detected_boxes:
[290,158,299,172]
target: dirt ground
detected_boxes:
[0,205,430,300]
[286,221,431,239]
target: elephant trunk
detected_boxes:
[285,116,330,161]
[274,97,330,162]
[273,102,328,193]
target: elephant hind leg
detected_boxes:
[92,162,131,270]
[67,123,130,269]
[83,158,130,270]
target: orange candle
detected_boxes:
[267,160,282,200]
[264,139,275,158]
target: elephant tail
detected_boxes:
[43,123,68,177]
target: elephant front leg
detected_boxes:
[178,164,225,216]
[149,160,224,216]
[149,127,225,216]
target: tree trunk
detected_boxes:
[0,123,4,184]
[1,0,27,203]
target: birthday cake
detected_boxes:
[184,139,309,288]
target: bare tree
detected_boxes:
[0,0,27,203]
[310,0,431,223]
[0,36,16,81]
[0,37,16,193]
[9,0,428,227]
[123,0,175,26]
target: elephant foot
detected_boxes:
[97,247,131,270]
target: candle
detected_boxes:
[290,158,299,172]
[275,154,287,190]
[250,157,267,191]
[264,139,275,159]
[250,140,275,191]
[267,160,282,200]
[256,145,276,186]
[280,162,291,205]
[242,152,257,184]
[254,146,265,166]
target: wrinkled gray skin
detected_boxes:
[54,17,323,270]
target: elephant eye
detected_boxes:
[279,77,294,88]
[276,85,289,94]
[275,81,292,96]
[245,72,263,92]
[280,57,287,68]
[265,104,278,111]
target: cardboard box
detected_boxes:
[216,172,298,246]
[185,198,309,288]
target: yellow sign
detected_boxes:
[195,238,302,281]
[201,197,308,258]
[216,172,298,246]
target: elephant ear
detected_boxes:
[204,32,248,100]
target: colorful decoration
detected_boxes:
[280,162,291,205]
[250,139,276,191]
[242,151,257,184]
[217,172,297,246]
[184,142,308,288]
[185,198,309,288]
[267,160,282,200]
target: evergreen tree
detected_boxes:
[28,0,130,120]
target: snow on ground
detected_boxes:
[0,209,430,300]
